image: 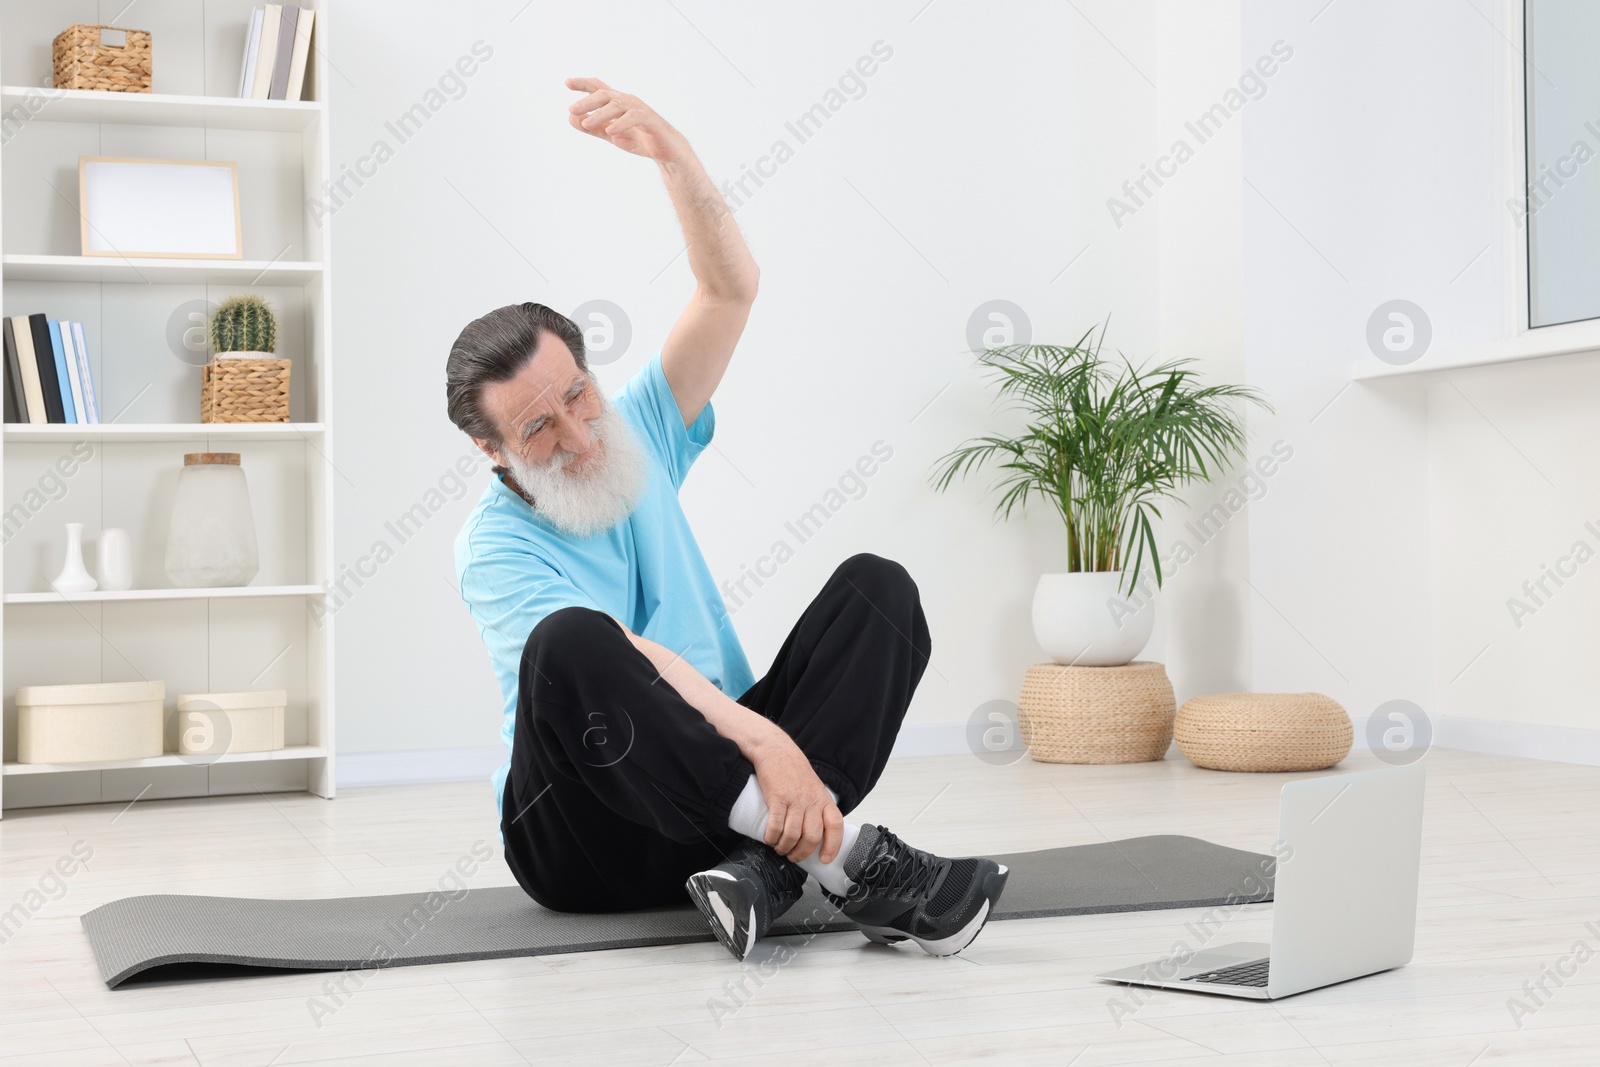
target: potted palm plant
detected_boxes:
[929,322,1270,666]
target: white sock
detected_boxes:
[727,773,861,896]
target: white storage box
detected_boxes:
[16,680,165,764]
[175,689,286,756]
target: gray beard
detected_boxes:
[501,390,649,539]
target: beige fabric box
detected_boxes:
[175,689,287,757]
[16,680,165,764]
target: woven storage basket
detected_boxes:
[1017,660,1175,764]
[201,357,291,423]
[1175,692,1352,772]
[53,24,152,93]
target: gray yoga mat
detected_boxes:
[81,834,1274,988]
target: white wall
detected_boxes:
[1421,1,1600,746]
[1427,355,1600,742]
[1240,0,1600,757]
[331,0,1599,776]
[325,0,1166,768]
[1148,0,1254,707]
[1239,0,1452,732]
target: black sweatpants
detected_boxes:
[500,551,931,913]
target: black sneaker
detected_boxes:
[685,839,807,961]
[823,824,1009,956]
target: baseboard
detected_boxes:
[337,729,984,788]
[337,732,981,787]
[334,713,1600,789]
[890,713,1600,767]
[338,745,504,788]
[336,734,980,788]
[1427,713,1600,766]
[887,722,989,758]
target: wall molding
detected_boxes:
[1429,713,1600,766]
[879,713,1600,767]
[334,712,1600,789]
[338,745,505,788]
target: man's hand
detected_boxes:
[746,727,846,866]
[564,76,755,428]
[566,77,689,164]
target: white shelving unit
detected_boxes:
[4,421,325,442]
[3,585,325,604]
[2,254,325,285]
[0,2,335,812]
[0,84,322,131]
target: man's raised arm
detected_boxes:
[566,77,758,430]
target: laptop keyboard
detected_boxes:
[1179,958,1270,987]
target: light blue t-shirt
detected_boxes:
[453,350,757,827]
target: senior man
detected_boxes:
[448,78,1008,960]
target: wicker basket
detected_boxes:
[201,357,291,423]
[1017,660,1176,764]
[1175,692,1352,772]
[53,24,152,93]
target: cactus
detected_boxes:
[209,295,278,354]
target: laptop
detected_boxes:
[1096,762,1426,1000]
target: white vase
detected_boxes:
[1031,571,1154,667]
[165,453,260,588]
[96,527,135,591]
[50,522,97,594]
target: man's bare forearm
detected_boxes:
[657,153,759,302]
[613,617,843,862]
[620,623,779,757]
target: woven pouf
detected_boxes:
[1016,660,1175,764]
[1175,692,1352,772]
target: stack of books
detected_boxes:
[238,5,316,101]
[3,315,100,425]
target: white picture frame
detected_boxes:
[78,157,244,260]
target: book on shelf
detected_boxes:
[2,320,21,422]
[23,316,61,423]
[60,322,88,423]
[4,319,42,423]
[72,323,99,422]
[251,5,280,100]
[268,6,297,100]
[46,319,76,423]
[2,315,100,425]
[285,9,315,101]
[239,5,315,101]
[238,7,264,98]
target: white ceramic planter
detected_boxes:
[1031,571,1155,667]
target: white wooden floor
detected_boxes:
[1,747,1597,1065]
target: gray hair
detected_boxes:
[445,302,587,448]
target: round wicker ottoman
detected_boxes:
[1175,692,1352,772]
[1016,661,1175,764]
